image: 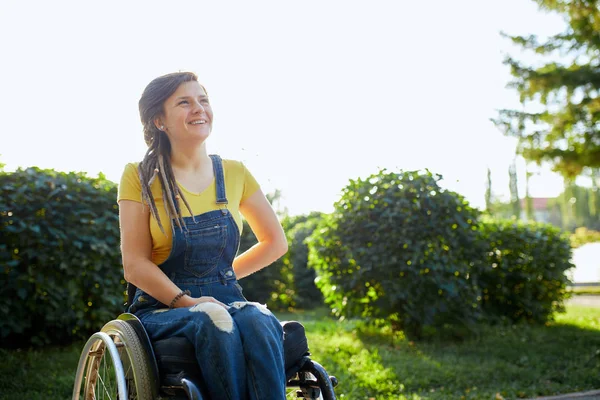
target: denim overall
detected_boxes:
[128,155,286,400]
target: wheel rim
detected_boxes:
[85,339,118,399]
[83,334,137,400]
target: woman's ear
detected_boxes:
[153,118,164,131]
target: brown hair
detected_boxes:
[137,71,204,233]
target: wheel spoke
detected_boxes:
[125,365,134,398]
[102,354,109,400]
[76,320,154,400]
[97,372,114,400]
[101,355,105,400]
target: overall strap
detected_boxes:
[209,154,228,205]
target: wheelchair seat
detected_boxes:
[153,318,312,396]
[154,319,310,381]
[72,312,338,400]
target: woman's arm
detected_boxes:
[119,200,225,308]
[234,189,289,279]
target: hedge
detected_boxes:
[477,218,574,323]
[0,168,124,347]
[307,169,575,340]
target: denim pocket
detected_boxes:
[184,223,227,277]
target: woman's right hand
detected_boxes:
[176,295,230,309]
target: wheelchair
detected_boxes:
[72,285,338,400]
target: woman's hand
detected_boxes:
[176,295,230,309]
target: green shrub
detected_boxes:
[240,211,326,310]
[287,216,324,309]
[477,218,574,323]
[307,169,483,339]
[0,168,124,347]
[238,220,294,309]
[570,227,600,248]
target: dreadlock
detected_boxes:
[137,72,201,234]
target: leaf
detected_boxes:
[17,287,28,300]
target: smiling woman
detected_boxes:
[136,73,213,233]
[117,71,289,400]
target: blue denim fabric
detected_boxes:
[128,155,286,400]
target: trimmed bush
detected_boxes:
[307,169,484,339]
[0,167,124,347]
[477,218,574,323]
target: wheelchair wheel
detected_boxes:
[286,357,337,400]
[72,319,156,400]
[286,371,325,400]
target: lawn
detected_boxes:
[280,305,600,399]
[1,305,599,400]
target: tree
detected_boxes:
[509,160,521,218]
[555,180,600,230]
[266,189,288,218]
[525,165,535,221]
[590,169,599,218]
[485,167,493,213]
[561,178,576,229]
[493,0,600,179]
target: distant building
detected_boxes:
[520,197,553,223]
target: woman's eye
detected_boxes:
[178,100,189,105]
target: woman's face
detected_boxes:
[156,81,213,145]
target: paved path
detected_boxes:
[527,389,600,399]
[567,295,600,308]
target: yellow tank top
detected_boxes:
[117,158,260,265]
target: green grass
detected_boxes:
[278,306,600,400]
[0,341,83,400]
[2,305,600,400]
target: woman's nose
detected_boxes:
[192,101,205,113]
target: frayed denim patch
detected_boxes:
[230,301,271,315]
[190,302,234,332]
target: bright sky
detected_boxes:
[1,0,573,216]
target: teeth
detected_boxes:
[190,120,206,125]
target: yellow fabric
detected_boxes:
[117,158,260,266]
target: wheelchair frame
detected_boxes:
[72,312,338,399]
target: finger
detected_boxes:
[214,299,229,308]
[210,298,230,308]
[198,297,228,308]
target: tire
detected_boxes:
[72,319,155,400]
[98,319,155,400]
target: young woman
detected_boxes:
[118,71,288,400]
